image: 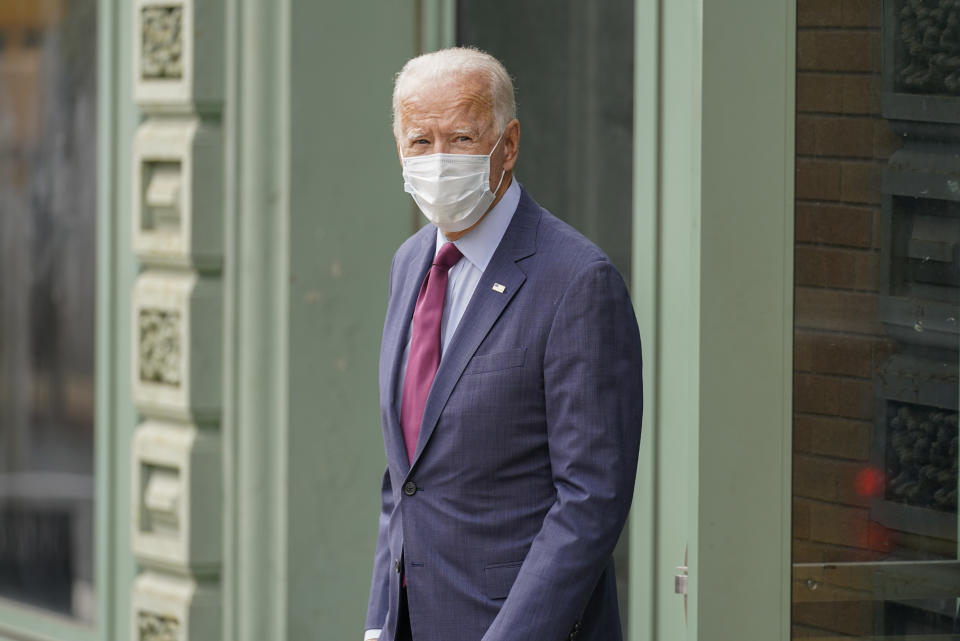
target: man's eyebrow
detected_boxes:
[401,126,481,141]
[403,128,429,141]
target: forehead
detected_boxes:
[397,73,494,133]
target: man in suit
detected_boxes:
[365,47,643,641]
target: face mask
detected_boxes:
[401,135,505,233]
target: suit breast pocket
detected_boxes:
[483,561,523,600]
[463,347,526,376]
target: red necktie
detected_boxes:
[401,242,463,463]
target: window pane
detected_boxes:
[0,0,97,622]
[792,0,959,638]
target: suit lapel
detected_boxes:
[409,193,540,470]
[384,227,435,474]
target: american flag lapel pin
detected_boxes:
[492,283,506,293]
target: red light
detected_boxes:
[854,467,885,497]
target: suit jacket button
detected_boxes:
[394,559,400,573]
[403,481,417,496]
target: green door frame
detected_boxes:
[629,0,796,639]
[94,0,139,638]
[628,0,660,636]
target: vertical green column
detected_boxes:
[97,0,138,639]
[695,0,794,638]
[630,0,795,639]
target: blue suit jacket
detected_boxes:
[367,187,643,641]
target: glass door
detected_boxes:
[456,0,635,286]
[792,0,960,637]
[456,0,635,632]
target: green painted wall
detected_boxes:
[285,4,417,639]
[222,1,418,640]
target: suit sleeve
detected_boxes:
[365,466,394,630]
[481,259,643,641]
[365,250,400,631]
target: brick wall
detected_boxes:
[792,0,900,636]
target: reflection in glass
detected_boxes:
[0,0,97,622]
[891,0,960,96]
[793,0,959,637]
[457,1,634,288]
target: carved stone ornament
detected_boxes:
[139,309,182,387]
[141,6,184,80]
[897,0,960,94]
[137,611,180,641]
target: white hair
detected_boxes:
[392,47,516,139]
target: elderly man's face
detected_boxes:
[396,72,518,195]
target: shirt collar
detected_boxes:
[436,177,521,272]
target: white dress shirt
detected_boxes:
[366,177,521,641]
[393,177,521,417]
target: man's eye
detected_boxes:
[455,136,471,142]
[414,139,429,145]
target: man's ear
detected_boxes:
[502,119,520,171]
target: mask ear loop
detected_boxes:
[490,167,506,196]
[487,133,504,158]
[488,132,507,196]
